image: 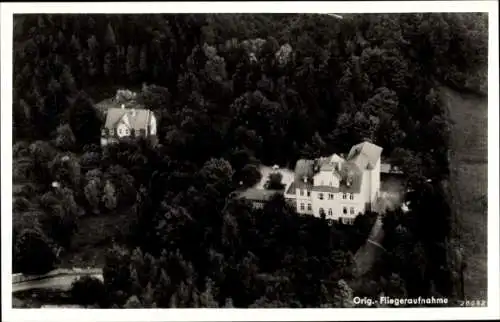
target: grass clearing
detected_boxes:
[440,86,487,300]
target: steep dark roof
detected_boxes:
[380,163,403,174]
[104,107,153,132]
[347,141,383,170]
[291,142,381,195]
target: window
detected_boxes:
[307,203,312,211]
[328,193,334,200]
[110,128,115,135]
[342,193,347,199]
[101,129,108,136]
[319,193,324,200]
[307,190,311,197]
[350,207,355,215]
[343,207,347,214]
[125,129,130,136]
[300,190,304,196]
[328,208,333,217]
[300,203,304,210]
[319,208,325,217]
[350,193,354,200]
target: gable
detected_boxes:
[114,113,131,129]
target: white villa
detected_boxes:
[284,141,383,224]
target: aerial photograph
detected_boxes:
[8,10,490,312]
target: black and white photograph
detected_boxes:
[1,1,498,321]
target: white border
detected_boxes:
[1,1,499,321]
[0,1,496,13]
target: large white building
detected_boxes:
[284,141,383,224]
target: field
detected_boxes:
[441,86,488,300]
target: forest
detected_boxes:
[12,13,487,307]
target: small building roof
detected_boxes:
[96,89,155,132]
[237,188,282,202]
[380,163,404,174]
[286,179,313,194]
[95,96,143,113]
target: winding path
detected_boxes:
[353,214,385,277]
